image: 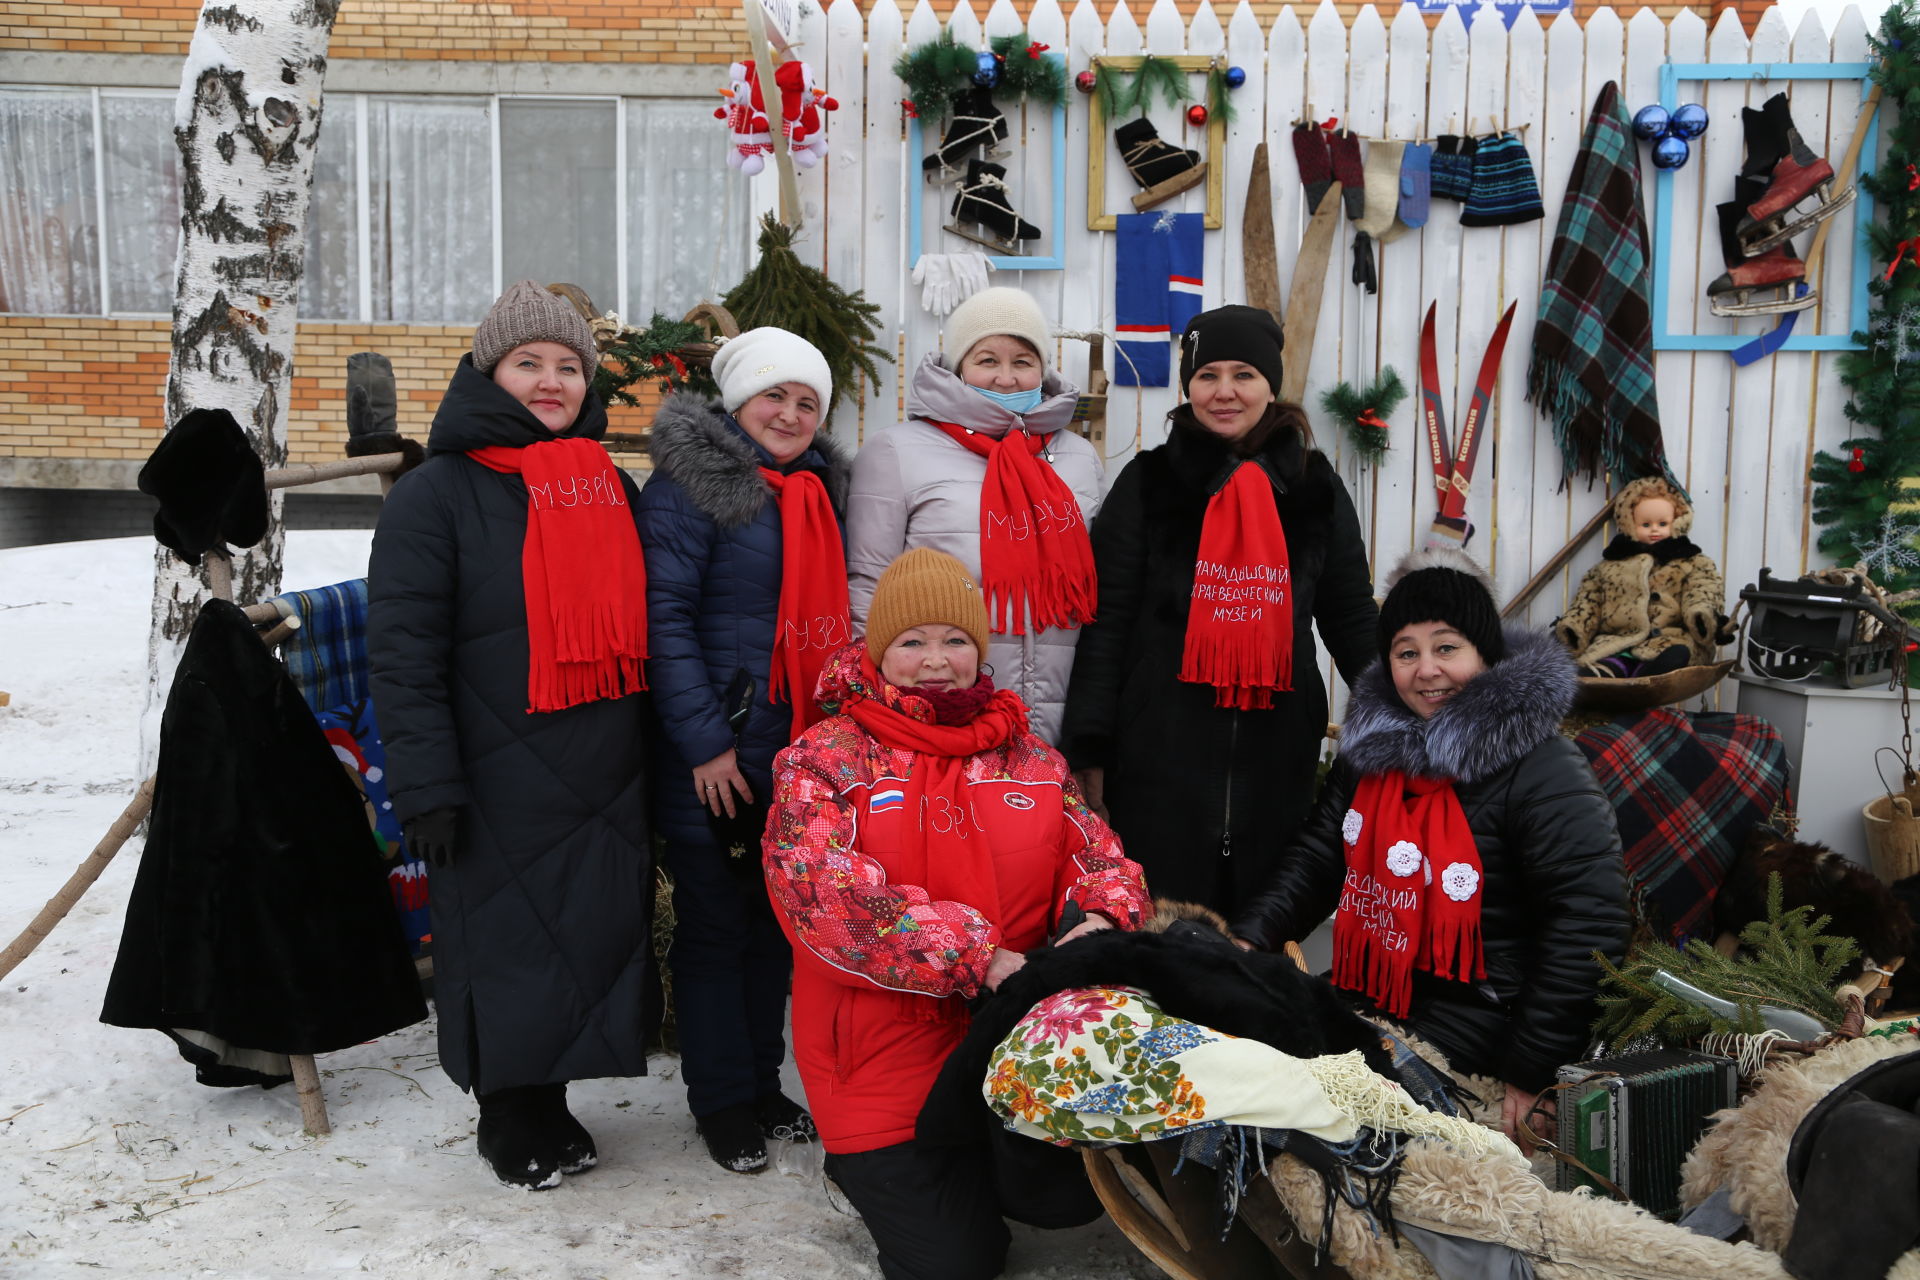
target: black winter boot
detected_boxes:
[476,1086,563,1190]
[535,1083,598,1175]
[1114,117,1200,189]
[949,159,1041,245]
[922,86,1009,179]
[755,1091,818,1143]
[697,1102,769,1174]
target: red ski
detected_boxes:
[1419,299,1519,549]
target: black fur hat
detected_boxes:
[1378,547,1507,671]
[136,408,268,566]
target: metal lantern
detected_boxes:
[1632,104,1671,141]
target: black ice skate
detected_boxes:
[922,86,1010,183]
[1709,179,1816,317]
[1735,92,1854,256]
[946,158,1040,254]
[1114,117,1206,212]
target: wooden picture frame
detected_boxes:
[1086,55,1228,232]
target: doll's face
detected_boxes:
[1633,496,1675,544]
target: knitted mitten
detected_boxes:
[1292,122,1332,213]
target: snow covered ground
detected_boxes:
[0,532,1159,1279]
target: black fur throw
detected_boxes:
[136,408,268,565]
[1714,824,1914,983]
[914,902,1399,1147]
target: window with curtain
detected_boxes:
[302,95,359,321]
[0,89,100,315]
[500,98,618,316]
[368,96,494,324]
[626,99,749,321]
[99,94,177,315]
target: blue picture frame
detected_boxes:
[908,53,1069,272]
[1652,61,1878,352]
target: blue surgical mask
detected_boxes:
[970,384,1044,415]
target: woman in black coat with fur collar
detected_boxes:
[1232,548,1630,1149]
[1061,307,1378,918]
[637,329,849,1176]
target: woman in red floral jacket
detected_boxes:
[764,547,1150,1280]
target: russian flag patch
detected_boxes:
[870,788,905,814]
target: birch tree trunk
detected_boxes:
[140,0,339,771]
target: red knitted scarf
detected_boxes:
[468,437,647,712]
[758,466,850,738]
[1332,770,1485,1019]
[930,422,1096,635]
[845,655,1028,936]
[1179,461,1293,709]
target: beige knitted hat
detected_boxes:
[472,280,599,376]
[942,287,1053,372]
[865,547,992,664]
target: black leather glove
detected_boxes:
[404,807,460,869]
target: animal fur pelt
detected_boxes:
[914,901,1399,1147]
[1713,824,1913,983]
[646,390,850,528]
[1681,1032,1920,1277]
[1892,873,1920,1011]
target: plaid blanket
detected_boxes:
[271,579,369,714]
[1525,80,1671,484]
[1573,709,1792,946]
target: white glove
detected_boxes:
[949,252,992,308]
[912,254,955,315]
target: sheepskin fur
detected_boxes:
[1681,1034,1920,1255]
[1714,825,1915,983]
[646,390,851,528]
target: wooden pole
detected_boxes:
[265,454,406,491]
[742,0,801,230]
[0,776,156,982]
[1502,505,1611,620]
[291,1053,331,1135]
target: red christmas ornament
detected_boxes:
[1075,70,1096,94]
[1026,41,1050,58]
[1850,447,1867,473]
[1908,162,1919,191]
[901,98,919,119]
[1186,104,1208,127]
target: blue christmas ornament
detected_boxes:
[1669,103,1708,139]
[1633,104,1671,140]
[1652,134,1690,170]
[973,50,1000,87]
[1224,65,1246,89]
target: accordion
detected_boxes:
[1554,1049,1739,1218]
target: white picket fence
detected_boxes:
[771,0,1876,649]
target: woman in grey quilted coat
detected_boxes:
[845,287,1101,745]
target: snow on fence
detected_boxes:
[778,0,1875,637]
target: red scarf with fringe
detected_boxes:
[1332,770,1484,1019]
[930,422,1096,635]
[1179,461,1293,709]
[468,438,647,712]
[759,466,850,738]
[845,655,1029,944]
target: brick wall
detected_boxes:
[0,316,657,467]
[0,0,1725,63]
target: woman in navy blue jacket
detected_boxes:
[638,328,850,1174]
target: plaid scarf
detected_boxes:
[1525,80,1671,484]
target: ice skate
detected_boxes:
[1709,187,1816,317]
[945,158,1040,254]
[1735,93,1854,255]
[922,86,1009,183]
[1114,117,1206,212]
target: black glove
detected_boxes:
[404,807,460,868]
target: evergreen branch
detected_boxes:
[1318,367,1405,464]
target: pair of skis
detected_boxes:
[1419,299,1518,550]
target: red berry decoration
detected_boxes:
[1186,104,1208,127]
[1075,70,1096,94]
[1850,447,1867,473]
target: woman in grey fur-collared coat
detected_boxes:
[1232,549,1629,1151]
[638,330,849,1175]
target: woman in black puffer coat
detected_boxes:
[1232,548,1629,1150]
[369,281,652,1190]
[1061,306,1378,918]
[637,329,848,1175]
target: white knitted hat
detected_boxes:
[942,286,1052,372]
[709,327,834,413]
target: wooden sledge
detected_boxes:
[1278,182,1343,407]
[1573,659,1735,714]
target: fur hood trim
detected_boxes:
[1611,475,1693,535]
[647,390,850,528]
[1339,626,1576,783]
